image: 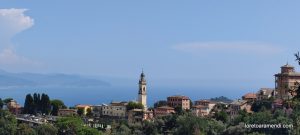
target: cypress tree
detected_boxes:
[0,98,3,109]
[24,94,34,114]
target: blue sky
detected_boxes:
[1,1,300,91]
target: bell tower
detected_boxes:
[138,70,147,110]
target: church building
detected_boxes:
[275,63,300,99]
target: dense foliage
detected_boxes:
[23,93,51,115]
[126,101,144,110]
[55,116,102,135]
[51,99,67,116]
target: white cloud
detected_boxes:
[0,8,38,68]
[173,41,283,55]
[0,8,34,39]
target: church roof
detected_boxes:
[281,63,294,68]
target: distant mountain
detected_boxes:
[0,70,110,88]
[210,96,233,103]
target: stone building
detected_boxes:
[275,63,300,99]
[256,88,275,100]
[154,106,175,117]
[101,102,127,118]
[167,95,190,110]
[194,100,216,113]
[228,99,248,119]
[58,109,77,116]
[191,105,209,117]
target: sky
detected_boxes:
[1,1,300,92]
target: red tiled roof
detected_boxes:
[242,93,257,99]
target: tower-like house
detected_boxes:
[138,71,147,110]
[275,63,300,99]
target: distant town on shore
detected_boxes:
[1,56,300,134]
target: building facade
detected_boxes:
[58,109,77,116]
[167,95,190,110]
[275,64,300,99]
[101,102,127,118]
[6,100,22,115]
[154,106,175,117]
[256,88,275,100]
[194,100,216,114]
[191,105,209,117]
[138,71,147,110]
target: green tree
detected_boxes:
[143,121,158,135]
[3,98,13,104]
[0,110,17,135]
[77,108,84,116]
[33,93,41,114]
[126,101,144,110]
[86,108,93,117]
[40,94,51,115]
[251,99,272,112]
[17,123,36,135]
[56,116,102,135]
[0,99,3,109]
[36,124,58,135]
[23,94,34,114]
[78,126,101,135]
[51,99,67,116]
[214,110,229,124]
[56,117,83,135]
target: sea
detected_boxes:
[0,85,245,107]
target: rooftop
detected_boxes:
[230,100,247,105]
[76,104,91,108]
[156,106,174,110]
[168,95,190,99]
[281,63,294,68]
[242,93,257,99]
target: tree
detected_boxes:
[86,108,93,117]
[0,99,3,109]
[77,108,84,116]
[251,99,272,112]
[51,99,67,116]
[174,106,184,115]
[78,126,101,135]
[40,94,51,115]
[36,124,58,135]
[56,116,102,135]
[0,110,17,135]
[23,94,34,114]
[33,93,40,114]
[3,98,13,104]
[56,117,83,135]
[214,110,229,124]
[17,123,36,135]
[126,101,144,110]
